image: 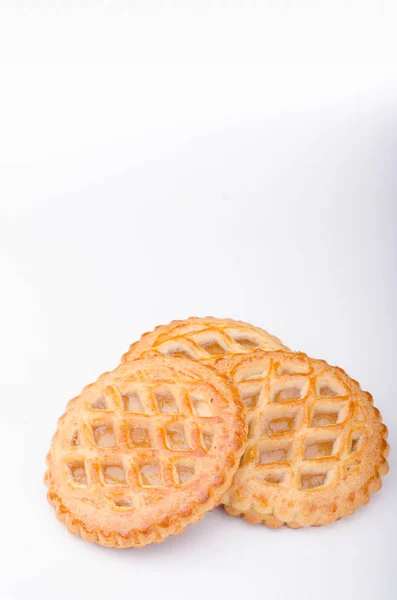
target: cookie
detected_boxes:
[214,350,389,527]
[45,355,246,547]
[122,316,288,364]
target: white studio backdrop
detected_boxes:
[0,2,396,600]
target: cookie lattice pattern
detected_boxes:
[123,316,287,363]
[45,356,246,547]
[62,379,223,511]
[215,350,389,526]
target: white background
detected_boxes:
[0,2,396,600]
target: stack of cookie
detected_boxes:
[45,317,389,547]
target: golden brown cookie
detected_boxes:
[122,316,288,364]
[45,355,246,547]
[213,350,389,528]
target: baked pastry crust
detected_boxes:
[45,356,246,547]
[122,316,288,364]
[214,350,389,527]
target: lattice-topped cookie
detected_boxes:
[45,356,246,547]
[214,350,389,528]
[122,316,288,364]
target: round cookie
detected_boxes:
[122,316,288,364]
[45,355,246,547]
[213,350,389,528]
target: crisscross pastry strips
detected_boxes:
[45,356,246,548]
[122,316,288,365]
[214,350,389,528]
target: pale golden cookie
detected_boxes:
[214,350,389,528]
[122,316,288,365]
[45,356,246,547]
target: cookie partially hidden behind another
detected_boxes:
[213,350,389,528]
[45,356,246,547]
[122,316,288,364]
